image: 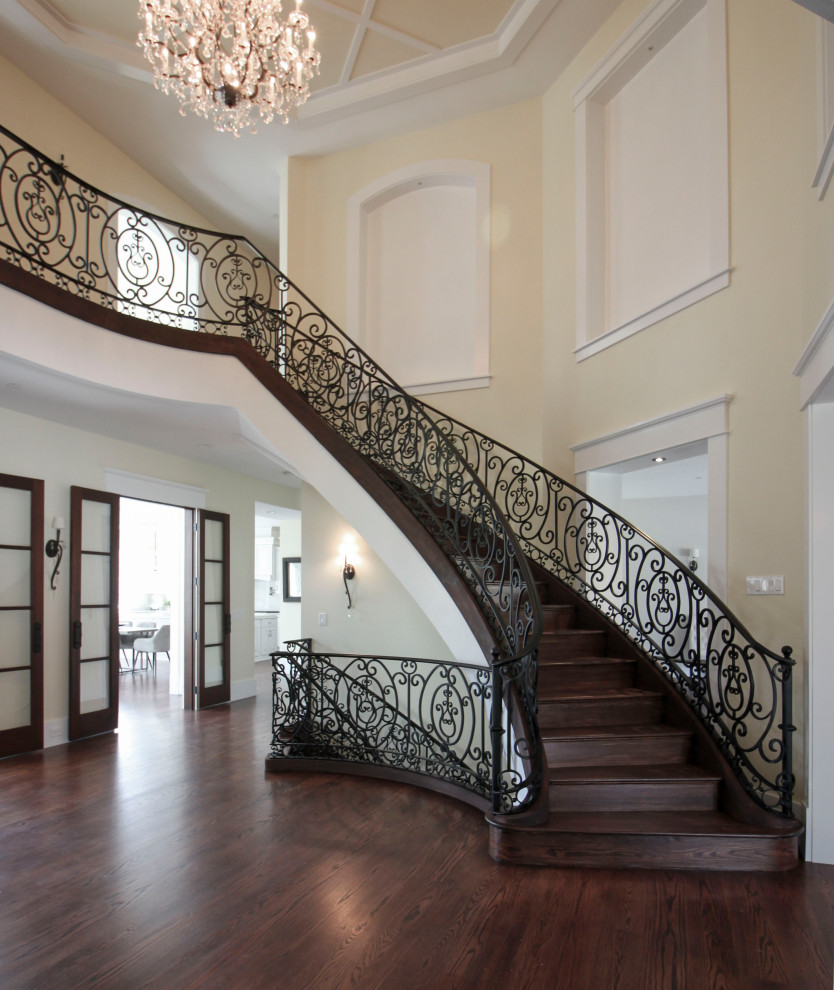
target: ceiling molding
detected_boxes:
[9,0,561,122]
[12,0,149,77]
[298,0,560,123]
[0,0,619,253]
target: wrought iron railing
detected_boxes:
[0,123,794,815]
[0,123,542,815]
[422,409,796,815]
[270,640,497,802]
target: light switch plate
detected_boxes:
[746,576,784,595]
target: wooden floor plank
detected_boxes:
[0,661,831,990]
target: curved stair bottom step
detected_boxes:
[487,811,803,871]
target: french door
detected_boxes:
[196,509,231,709]
[0,474,44,756]
[69,487,120,740]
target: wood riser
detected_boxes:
[488,826,801,871]
[545,733,691,767]
[539,631,607,660]
[541,605,576,632]
[539,695,664,729]
[538,660,636,694]
[549,779,720,812]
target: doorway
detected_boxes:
[254,501,302,665]
[586,440,709,576]
[572,396,730,597]
[68,482,232,739]
[118,498,188,708]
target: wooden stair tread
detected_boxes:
[539,688,661,702]
[541,630,604,640]
[538,656,633,667]
[543,723,690,741]
[548,764,720,783]
[511,811,801,839]
[492,569,802,870]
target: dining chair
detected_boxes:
[132,624,171,673]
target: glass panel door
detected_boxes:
[197,510,230,709]
[69,487,120,740]
[0,474,44,756]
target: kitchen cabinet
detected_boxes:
[255,540,279,581]
[254,613,279,662]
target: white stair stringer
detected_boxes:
[0,282,484,665]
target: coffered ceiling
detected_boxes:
[0,0,620,256]
[0,0,626,486]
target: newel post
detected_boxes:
[780,645,796,817]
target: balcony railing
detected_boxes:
[0,122,794,815]
[0,123,543,815]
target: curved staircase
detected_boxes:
[0,122,803,870]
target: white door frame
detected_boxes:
[795,305,834,864]
[571,395,731,598]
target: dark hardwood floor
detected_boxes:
[0,661,832,990]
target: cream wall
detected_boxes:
[299,484,453,661]
[0,405,299,736]
[0,53,211,226]
[285,99,544,460]
[1,0,825,807]
[541,0,834,806]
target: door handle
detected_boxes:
[224,613,232,635]
[32,622,43,654]
[73,620,82,650]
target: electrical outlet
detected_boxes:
[318,612,327,626]
[746,576,785,596]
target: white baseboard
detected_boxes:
[231,678,256,702]
[44,717,68,747]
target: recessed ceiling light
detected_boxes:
[653,456,666,463]
[196,443,214,449]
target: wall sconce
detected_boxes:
[338,535,358,610]
[682,547,700,572]
[45,516,65,590]
[343,557,356,610]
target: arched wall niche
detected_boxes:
[347,160,491,396]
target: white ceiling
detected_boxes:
[0,0,622,486]
[0,0,621,256]
[589,441,709,499]
[255,500,300,538]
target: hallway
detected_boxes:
[0,664,832,990]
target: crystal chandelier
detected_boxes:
[138,0,321,136]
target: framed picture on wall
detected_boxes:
[283,557,301,602]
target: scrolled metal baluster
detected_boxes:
[4,121,793,814]
[778,645,795,815]
[489,649,505,813]
[271,647,497,801]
